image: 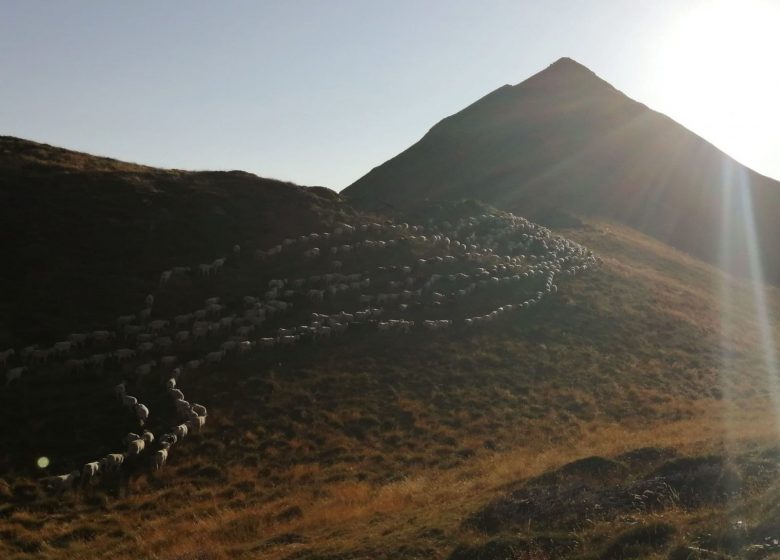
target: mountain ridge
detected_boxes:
[344,57,780,282]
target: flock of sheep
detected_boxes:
[1,210,598,496]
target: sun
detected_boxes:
[651,0,780,169]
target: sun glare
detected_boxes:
[653,0,780,170]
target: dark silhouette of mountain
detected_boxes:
[0,136,350,345]
[344,57,780,282]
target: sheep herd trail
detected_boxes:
[1,210,599,495]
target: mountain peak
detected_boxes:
[549,56,587,69]
[518,56,606,91]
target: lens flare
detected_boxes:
[36,456,50,469]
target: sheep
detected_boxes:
[175,330,190,343]
[122,432,141,446]
[100,453,126,472]
[30,348,52,364]
[175,398,191,414]
[149,319,169,332]
[67,333,89,347]
[113,348,136,362]
[89,353,108,369]
[126,431,154,457]
[114,382,126,399]
[53,340,73,354]
[135,361,156,377]
[65,359,87,373]
[137,341,155,354]
[168,388,185,401]
[41,471,80,494]
[5,366,25,385]
[165,378,176,390]
[17,344,40,362]
[174,424,188,439]
[185,360,201,370]
[205,350,226,364]
[159,270,173,285]
[0,348,15,367]
[186,415,206,432]
[152,444,170,470]
[160,355,178,368]
[191,403,207,417]
[144,294,155,308]
[238,340,254,353]
[135,403,150,426]
[117,314,136,326]
[122,395,138,410]
[160,433,178,447]
[82,461,100,483]
[211,257,226,272]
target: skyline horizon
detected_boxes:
[3,1,778,189]
[6,54,778,191]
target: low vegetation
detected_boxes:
[2,205,780,559]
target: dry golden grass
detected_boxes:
[5,221,780,559]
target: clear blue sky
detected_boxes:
[2,0,778,189]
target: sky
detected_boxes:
[1,0,778,190]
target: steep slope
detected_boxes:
[344,57,780,282]
[2,209,780,560]
[0,136,350,346]
[2,140,780,559]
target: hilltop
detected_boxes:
[0,136,350,346]
[344,58,780,283]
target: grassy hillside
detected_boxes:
[0,136,351,347]
[2,208,779,560]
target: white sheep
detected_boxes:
[135,361,156,376]
[205,350,225,364]
[186,415,206,432]
[41,470,80,494]
[5,366,26,385]
[175,330,190,343]
[135,403,150,425]
[148,319,169,332]
[165,378,176,390]
[67,333,89,347]
[152,444,170,470]
[174,424,188,439]
[113,348,136,362]
[100,453,126,472]
[82,461,100,483]
[160,355,178,368]
[168,388,184,401]
[53,340,72,354]
[122,432,141,446]
[191,403,207,417]
[117,314,136,326]
[175,399,191,415]
[0,348,15,367]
